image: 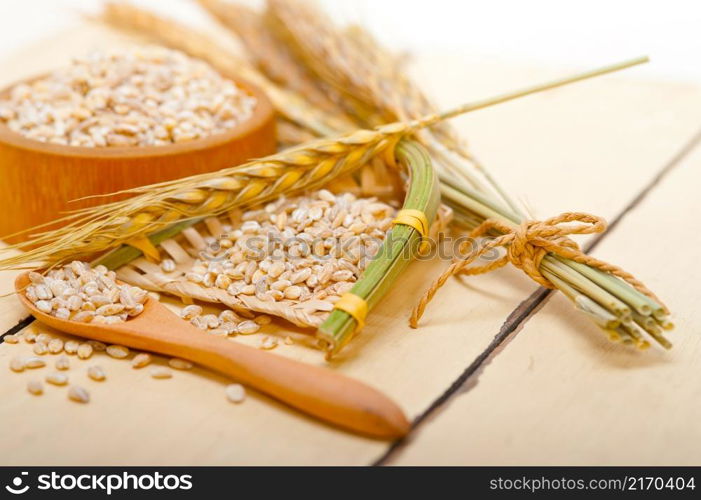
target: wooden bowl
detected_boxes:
[0,75,276,243]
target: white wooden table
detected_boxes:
[1,23,700,465]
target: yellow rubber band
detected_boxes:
[125,237,161,263]
[333,293,368,333]
[392,209,430,254]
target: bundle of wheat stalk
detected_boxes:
[200,0,674,351]
[0,0,672,356]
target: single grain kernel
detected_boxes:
[28,271,45,284]
[225,384,246,404]
[254,315,272,325]
[35,300,52,313]
[33,343,48,356]
[27,380,44,395]
[64,340,79,355]
[168,358,193,370]
[260,336,278,350]
[23,331,37,343]
[55,355,70,371]
[36,333,52,344]
[46,372,68,386]
[106,345,129,359]
[201,314,220,329]
[237,320,260,335]
[68,385,90,403]
[150,367,172,379]
[48,338,64,354]
[10,357,25,372]
[87,340,107,352]
[77,343,93,360]
[218,310,240,323]
[131,353,152,369]
[87,365,106,381]
[24,357,46,369]
[180,304,203,320]
[4,334,19,344]
[160,258,176,273]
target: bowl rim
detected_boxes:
[0,72,275,159]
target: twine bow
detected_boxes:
[410,212,666,327]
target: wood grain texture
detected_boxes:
[1,26,701,465]
[15,272,410,439]
[391,139,701,465]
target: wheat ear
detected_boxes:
[197,0,343,117]
[0,125,407,269]
[0,58,646,270]
[266,0,459,145]
[100,1,348,137]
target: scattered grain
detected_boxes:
[24,357,46,369]
[33,343,48,356]
[150,367,172,379]
[68,385,90,403]
[106,345,129,359]
[10,357,25,372]
[55,356,70,371]
[260,336,278,350]
[87,365,106,381]
[131,353,152,369]
[27,380,43,395]
[64,340,79,355]
[237,320,260,335]
[77,343,93,360]
[225,384,246,404]
[48,338,64,354]
[36,333,52,344]
[46,372,69,386]
[168,358,193,370]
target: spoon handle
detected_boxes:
[16,272,409,438]
[131,310,410,439]
[193,336,409,438]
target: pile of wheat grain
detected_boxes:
[0,46,257,147]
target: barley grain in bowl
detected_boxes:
[0,47,258,147]
[0,46,276,243]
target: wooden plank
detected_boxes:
[391,140,701,465]
[0,249,26,333]
[0,24,140,334]
[1,24,701,465]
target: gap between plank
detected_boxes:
[0,315,35,342]
[373,126,701,466]
[1,128,700,459]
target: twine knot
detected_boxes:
[469,212,606,289]
[410,212,664,328]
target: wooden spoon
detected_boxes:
[15,273,409,439]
